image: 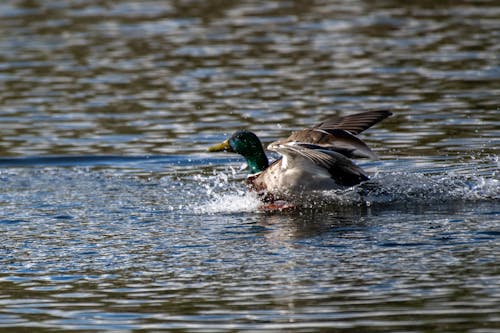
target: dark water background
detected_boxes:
[0,0,499,331]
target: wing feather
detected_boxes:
[269,143,369,186]
[313,110,392,135]
[276,110,392,159]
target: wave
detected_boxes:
[193,158,499,214]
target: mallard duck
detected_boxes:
[208,110,392,205]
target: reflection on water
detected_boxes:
[1,167,499,331]
[0,0,499,331]
[0,0,498,158]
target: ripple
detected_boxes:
[0,0,499,331]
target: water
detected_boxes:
[1,0,499,331]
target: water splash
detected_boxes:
[354,171,499,205]
[189,167,262,214]
[194,192,262,214]
[192,159,499,213]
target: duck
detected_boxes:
[208,110,392,207]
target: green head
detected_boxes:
[208,130,269,174]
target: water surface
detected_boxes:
[0,0,499,332]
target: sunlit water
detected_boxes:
[1,0,499,332]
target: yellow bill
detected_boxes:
[208,139,233,152]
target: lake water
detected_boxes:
[0,0,499,331]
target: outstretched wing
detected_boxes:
[312,110,392,135]
[275,110,392,159]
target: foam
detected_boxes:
[191,158,499,213]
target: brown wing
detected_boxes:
[313,110,392,135]
[269,143,369,186]
[277,110,392,159]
